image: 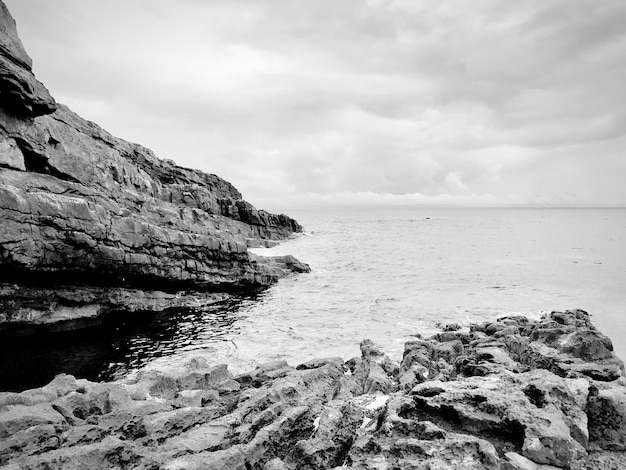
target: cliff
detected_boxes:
[0,2,308,330]
[1,310,625,469]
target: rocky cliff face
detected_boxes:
[0,2,308,329]
[0,1,55,117]
[1,310,625,469]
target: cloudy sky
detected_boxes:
[5,0,626,210]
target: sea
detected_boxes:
[2,207,625,391]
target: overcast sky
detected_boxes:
[5,0,626,210]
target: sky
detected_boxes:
[5,0,626,211]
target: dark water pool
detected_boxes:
[0,295,255,392]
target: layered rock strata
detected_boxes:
[1,310,625,469]
[0,1,308,330]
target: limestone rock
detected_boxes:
[2,311,626,468]
[0,285,230,332]
[587,383,626,451]
[2,6,626,470]
[0,403,66,439]
[0,0,308,329]
[0,135,24,170]
[0,2,56,117]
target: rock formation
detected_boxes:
[1,310,625,469]
[0,1,308,331]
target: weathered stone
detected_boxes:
[177,363,234,391]
[0,423,67,464]
[235,360,295,387]
[0,403,66,438]
[296,357,344,371]
[64,424,109,447]
[504,451,562,470]
[0,2,308,331]
[587,383,626,451]
[440,322,461,332]
[287,401,364,468]
[264,457,288,470]
[350,340,399,395]
[11,436,160,470]
[0,2,56,117]
[141,406,224,442]
[409,369,590,468]
[505,313,626,382]
[172,389,220,408]
[123,362,236,401]
[2,311,626,469]
[0,14,625,461]
[0,135,25,170]
[54,388,111,421]
[161,416,232,455]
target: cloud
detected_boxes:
[5,0,626,209]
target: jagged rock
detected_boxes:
[235,360,295,388]
[2,310,625,469]
[0,2,56,117]
[0,104,306,292]
[0,135,25,170]
[124,359,237,401]
[345,339,399,395]
[2,8,626,470]
[409,370,590,468]
[587,382,626,451]
[0,0,308,330]
[0,374,79,407]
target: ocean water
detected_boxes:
[2,208,625,390]
[121,207,626,376]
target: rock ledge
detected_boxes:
[1,309,625,469]
[0,1,309,330]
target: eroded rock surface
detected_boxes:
[1,310,625,469]
[0,1,55,117]
[0,1,308,329]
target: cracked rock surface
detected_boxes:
[0,1,308,329]
[1,309,625,469]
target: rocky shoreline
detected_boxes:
[0,0,309,333]
[3,4,626,469]
[1,309,625,469]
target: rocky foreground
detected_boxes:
[1,309,625,469]
[3,4,626,469]
[0,1,307,332]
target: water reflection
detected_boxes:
[0,295,258,392]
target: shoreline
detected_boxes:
[2,309,626,469]
[2,303,623,396]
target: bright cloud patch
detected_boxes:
[6,0,626,209]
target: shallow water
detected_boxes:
[2,208,625,391]
[211,207,626,371]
